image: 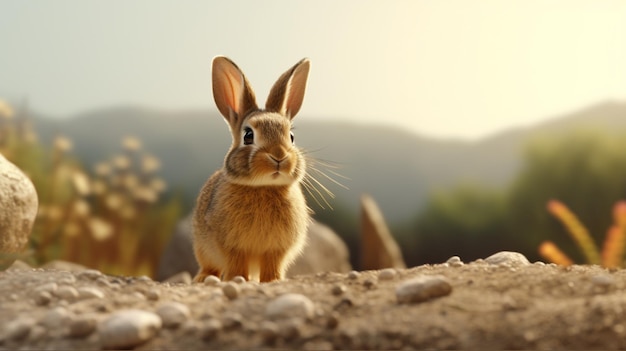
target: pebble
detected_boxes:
[54,286,79,301]
[326,312,340,329]
[34,291,52,306]
[68,315,97,338]
[259,320,279,344]
[265,293,315,320]
[396,275,453,304]
[98,309,162,349]
[35,282,58,294]
[144,289,160,301]
[281,318,302,340]
[446,256,464,267]
[163,271,192,285]
[204,275,221,285]
[77,269,103,280]
[77,287,105,300]
[347,271,360,280]
[156,302,191,329]
[39,307,72,329]
[4,318,34,341]
[222,282,240,300]
[222,313,243,330]
[379,268,397,280]
[232,276,246,284]
[363,279,376,288]
[201,319,223,341]
[331,284,347,296]
[484,251,530,266]
[57,274,77,285]
[591,274,615,288]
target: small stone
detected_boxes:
[534,261,546,266]
[77,287,105,300]
[260,321,279,344]
[363,279,376,288]
[203,275,221,285]
[222,313,243,330]
[96,277,112,287]
[156,302,191,329]
[347,271,360,280]
[281,318,302,340]
[34,282,58,294]
[145,289,160,301]
[484,251,530,266]
[222,282,240,300]
[378,268,397,280]
[396,275,453,304]
[34,291,52,306]
[265,293,315,320]
[98,309,162,349]
[232,276,246,284]
[77,269,103,280]
[326,313,340,329]
[591,274,615,288]
[39,307,71,329]
[446,256,464,267]
[201,319,222,341]
[163,271,192,285]
[137,275,152,282]
[331,284,347,296]
[57,274,77,285]
[54,286,79,300]
[5,318,34,341]
[68,315,97,338]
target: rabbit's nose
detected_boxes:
[268,146,288,163]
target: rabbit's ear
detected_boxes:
[266,58,310,120]
[212,56,258,126]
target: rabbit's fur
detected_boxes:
[192,57,311,283]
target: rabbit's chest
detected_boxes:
[214,184,307,251]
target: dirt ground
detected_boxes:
[1,253,626,350]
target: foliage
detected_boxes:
[540,200,626,268]
[409,184,509,265]
[0,100,181,277]
[506,130,626,262]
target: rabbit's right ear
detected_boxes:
[212,56,258,126]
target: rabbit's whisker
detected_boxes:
[301,177,332,210]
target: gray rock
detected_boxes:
[155,302,191,329]
[396,275,453,304]
[156,214,351,281]
[484,251,530,266]
[0,153,38,260]
[361,194,406,270]
[265,293,315,320]
[98,309,162,349]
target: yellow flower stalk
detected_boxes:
[546,200,601,265]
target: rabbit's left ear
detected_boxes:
[266,58,310,120]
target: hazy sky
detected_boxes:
[1,1,625,140]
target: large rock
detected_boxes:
[156,214,351,281]
[360,194,405,270]
[0,153,38,260]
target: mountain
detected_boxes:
[29,100,626,224]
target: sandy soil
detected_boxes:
[1,254,625,350]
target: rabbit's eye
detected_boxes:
[243,127,254,145]
[290,131,295,144]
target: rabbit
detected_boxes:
[192,56,312,283]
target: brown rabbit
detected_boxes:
[192,56,312,283]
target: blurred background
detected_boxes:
[2,1,626,276]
